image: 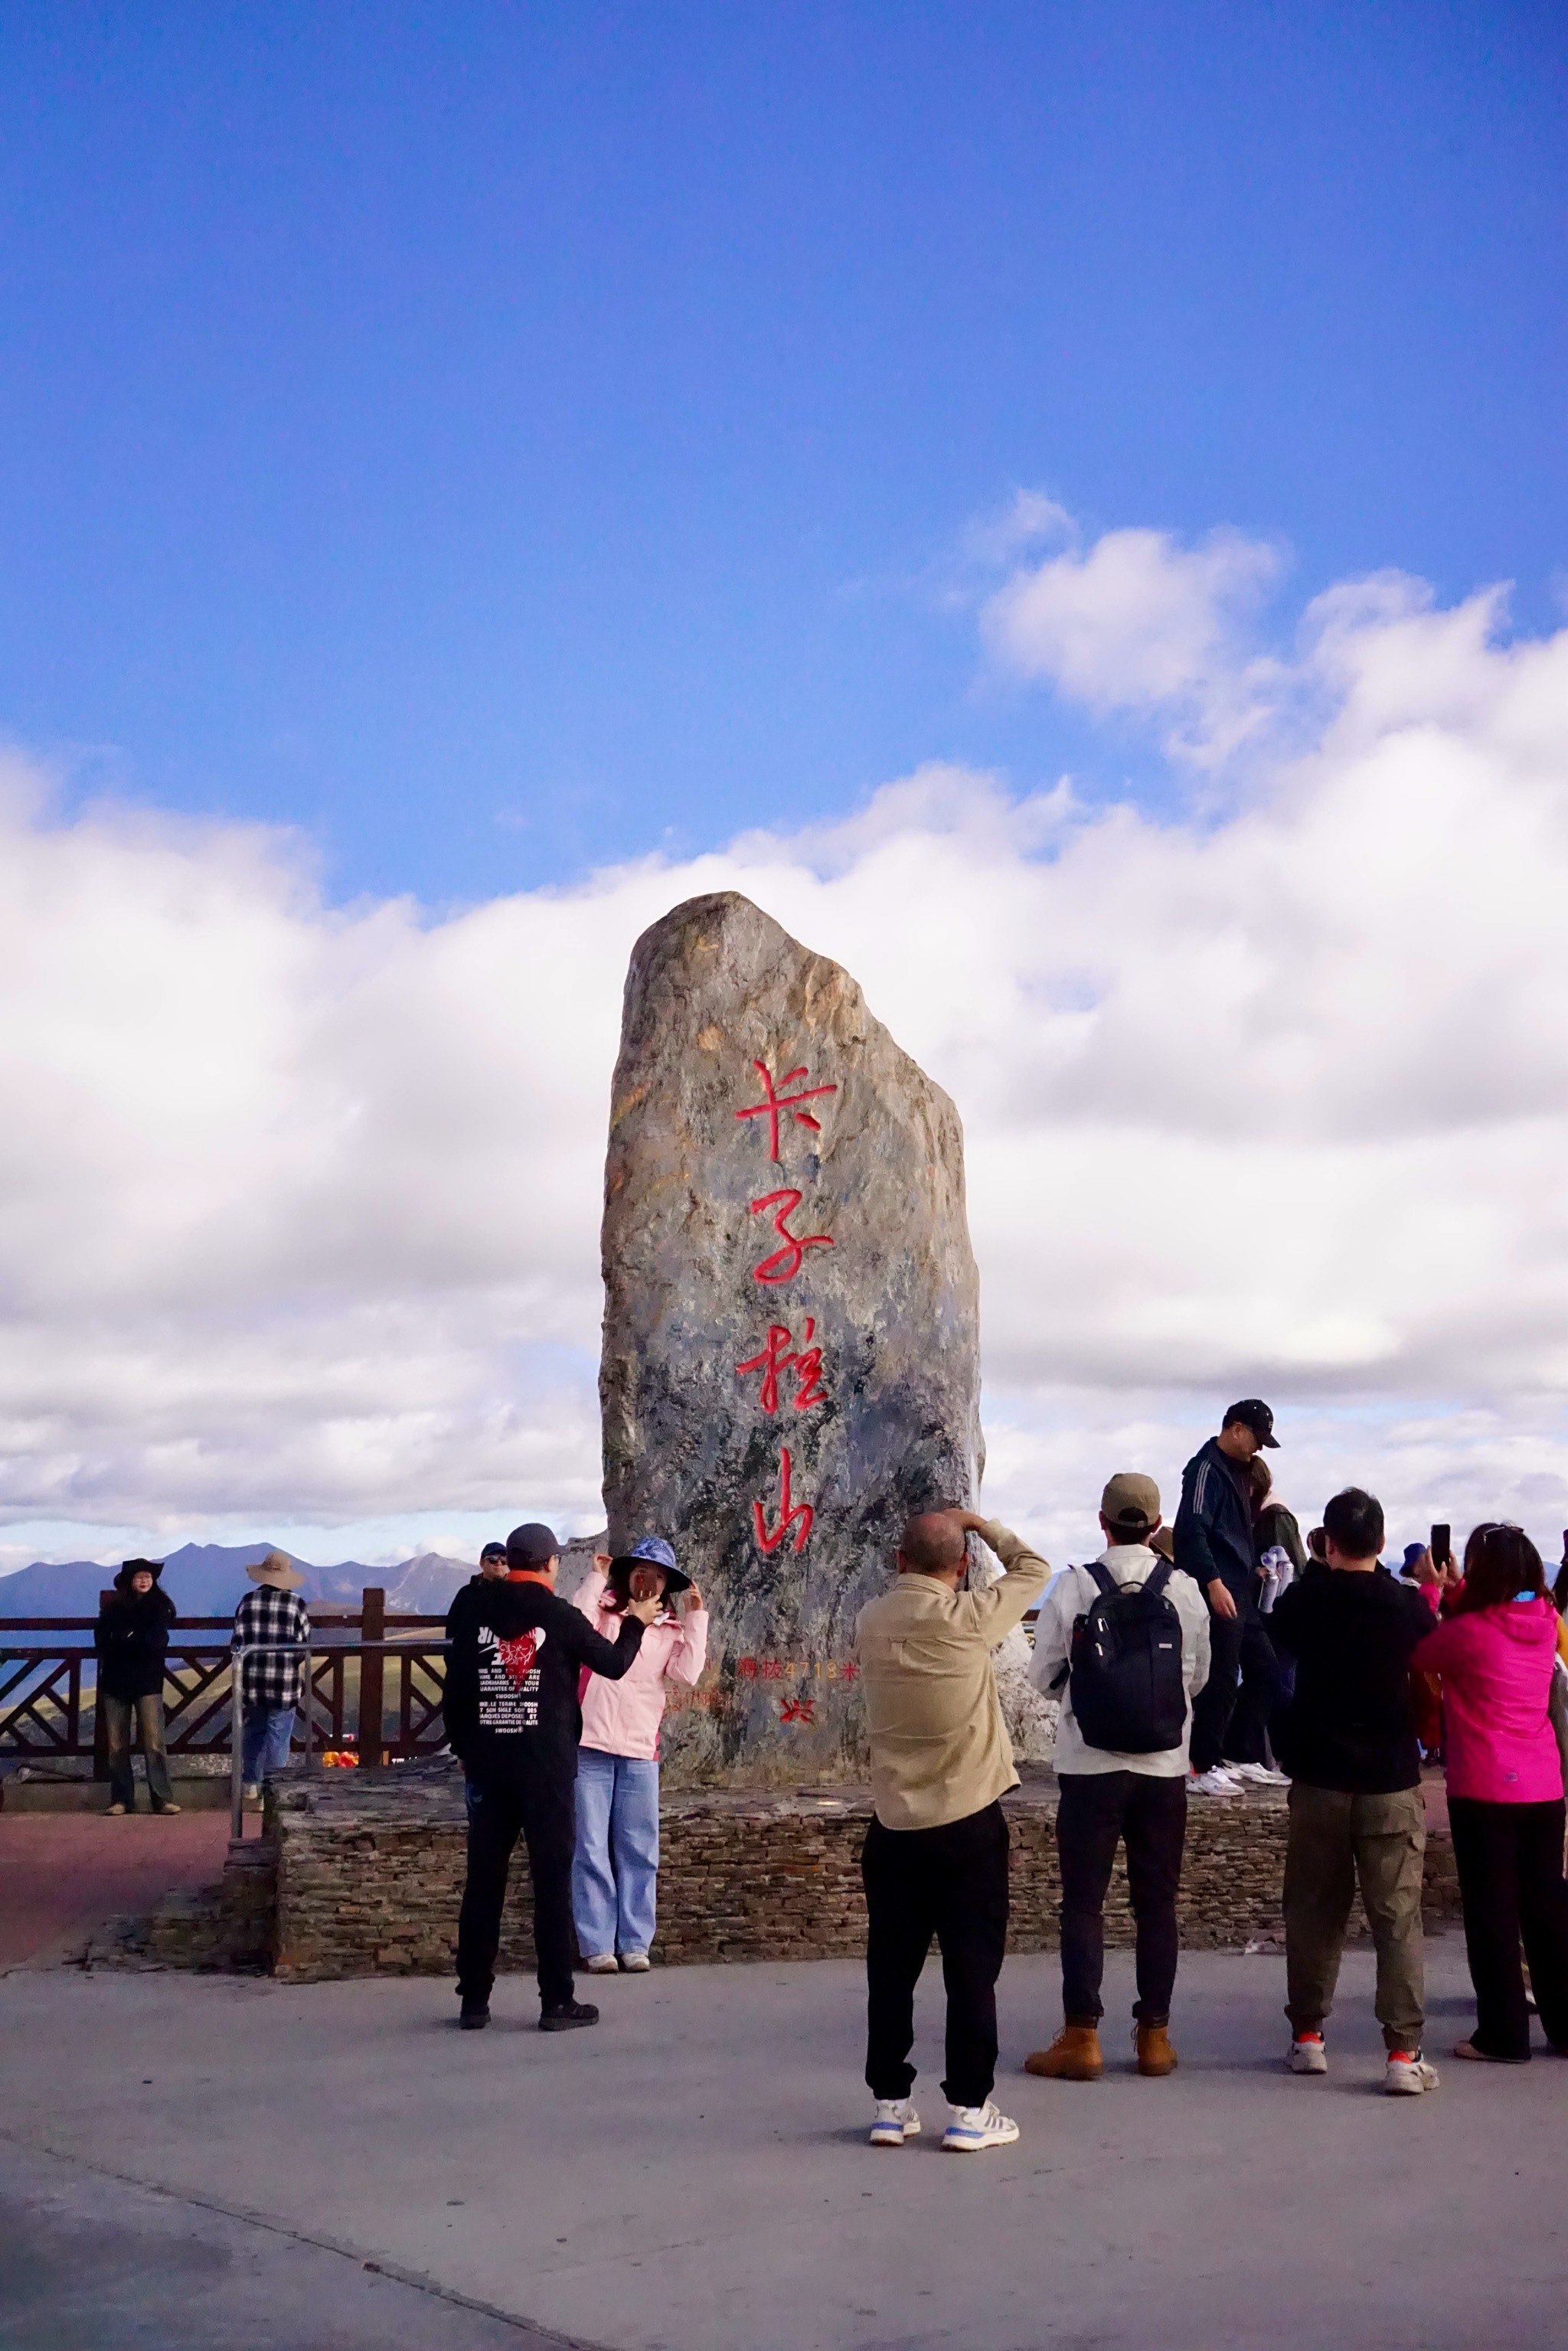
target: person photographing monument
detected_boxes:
[1269,1486,1441,2093]
[443,1520,661,2033]
[852,1506,1048,2153]
[1024,1474,1210,2081]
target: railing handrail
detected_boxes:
[0,1610,449,1634]
[228,1638,451,1838]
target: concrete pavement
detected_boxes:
[1,1937,1564,2350]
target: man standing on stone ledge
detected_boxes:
[853,1507,1048,2153]
[1174,1398,1287,1795]
[443,1520,662,2034]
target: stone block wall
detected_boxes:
[264,1760,1462,1982]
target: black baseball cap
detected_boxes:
[506,1522,560,1568]
[1223,1399,1279,1448]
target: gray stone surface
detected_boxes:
[600,890,983,1784]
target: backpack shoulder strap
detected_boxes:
[1083,1559,1119,1600]
[1145,1562,1174,1599]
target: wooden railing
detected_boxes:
[0,1589,451,1774]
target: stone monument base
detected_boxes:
[99,1757,1463,1978]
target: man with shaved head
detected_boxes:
[852,1502,1049,2154]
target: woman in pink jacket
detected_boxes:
[1413,1523,1568,2062]
[571,1536,709,1973]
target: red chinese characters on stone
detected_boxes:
[753,1445,814,1556]
[734,1060,838,1164]
[749,1190,833,1285]
[779,1696,816,1726]
[735,1318,827,1412]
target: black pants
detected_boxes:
[1191,1602,1281,1773]
[1057,1770,1188,2025]
[861,1801,1009,2108]
[1448,1796,1568,2059]
[456,1765,577,2010]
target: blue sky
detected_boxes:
[3,2,1563,903]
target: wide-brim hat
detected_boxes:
[247,1548,305,1590]
[615,1535,691,1595]
[113,1556,165,1592]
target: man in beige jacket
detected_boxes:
[852,1506,1049,2153]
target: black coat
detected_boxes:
[94,1587,177,1703]
[1174,1437,1258,1601]
[443,1575,643,1788]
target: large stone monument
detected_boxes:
[599,891,984,1784]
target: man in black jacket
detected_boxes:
[1173,1399,1285,1793]
[443,1521,659,2031]
[1269,1486,1441,2095]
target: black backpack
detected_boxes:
[1050,1560,1187,1755]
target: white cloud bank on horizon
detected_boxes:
[5,514,1568,1569]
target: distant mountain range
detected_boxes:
[2,1541,473,1621]
[0,1535,607,1622]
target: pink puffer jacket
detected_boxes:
[571,1567,709,1762]
[1412,1596,1563,1804]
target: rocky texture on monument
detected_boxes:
[600,890,985,1785]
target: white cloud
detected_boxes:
[979,520,1284,759]
[5,536,1568,1570]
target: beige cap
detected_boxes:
[1100,1472,1161,1535]
[247,1548,305,1590]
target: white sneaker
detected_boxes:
[619,1951,651,1973]
[1189,1768,1243,1796]
[942,2099,1020,2153]
[242,1784,262,1801]
[583,1953,619,1974]
[1385,2050,1439,2095]
[868,2097,921,2147]
[1226,1762,1289,1786]
[1288,2033,1328,2074]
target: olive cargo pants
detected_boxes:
[1283,1781,1426,2054]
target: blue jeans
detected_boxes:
[573,1748,660,1959]
[241,1702,296,1786]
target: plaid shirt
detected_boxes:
[234,1586,311,1708]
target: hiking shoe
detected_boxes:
[540,2000,599,2032]
[868,2098,921,2147]
[1024,2023,1102,2081]
[1453,2039,1527,2064]
[619,1951,651,1973]
[1135,2021,1178,2077]
[1288,2033,1328,2074]
[152,1801,181,1815]
[459,1996,490,2031]
[1225,1762,1288,1786]
[1385,2049,1439,2095]
[942,2100,1020,2152]
[1189,1768,1243,1796]
[106,1802,128,1817]
[583,1954,619,1974]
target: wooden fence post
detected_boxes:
[92,1588,113,1780]
[358,1586,385,1770]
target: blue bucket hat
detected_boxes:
[621,1533,690,1592]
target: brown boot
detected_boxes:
[1135,2020,1178,2077]
[1024,2022,1103,2081]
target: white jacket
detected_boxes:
[1027,1544,1210,1778]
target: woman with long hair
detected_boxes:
[1412,1523,1568,2061]
[570,1536,708,1974]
